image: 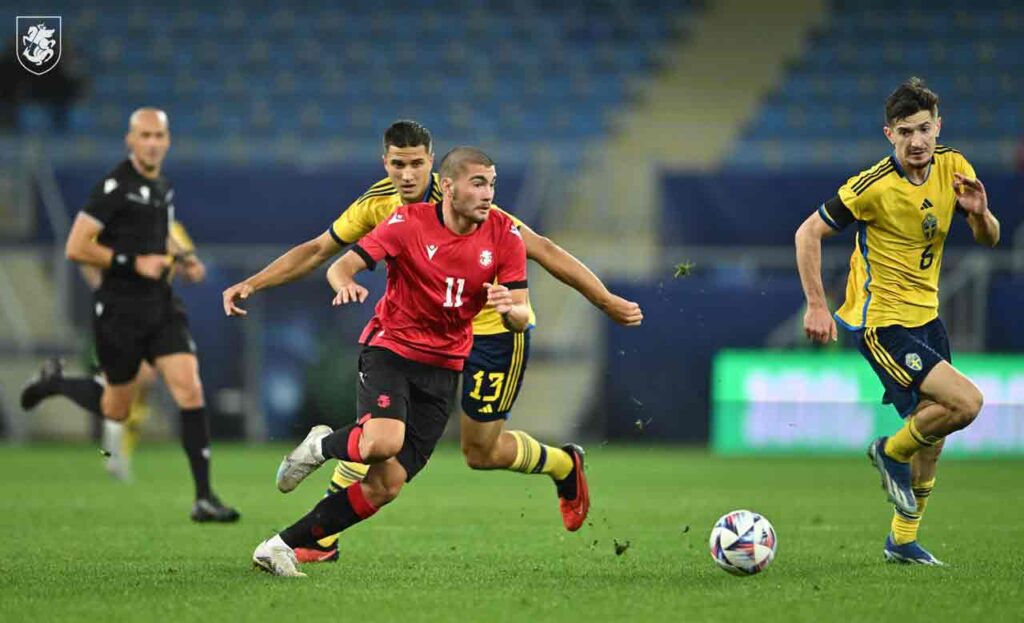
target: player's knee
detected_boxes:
[949,386,983,429]
[172,379,204,408]
[361,435,403,462]
[100,396,130,421]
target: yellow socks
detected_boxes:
[123,393,149,457]
[314,461,370,549]
[508,431,573,480]
[884,417,933,462]
[328,461,369,493]
[891,478,935,545]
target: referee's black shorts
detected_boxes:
[355,346,458,481]
[92,289,196,384]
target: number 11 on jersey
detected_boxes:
[444,277,465,308]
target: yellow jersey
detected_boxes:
[328,173,536,335]
[819,146,976,329]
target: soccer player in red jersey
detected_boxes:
[252,147,531,577]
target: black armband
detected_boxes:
[109,252,136,277]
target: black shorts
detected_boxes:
[93,289,196,384]
[356,346,458,481]
[461,331,530,422]
[855,318,951,418]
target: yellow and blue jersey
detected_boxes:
[327,173,536,336]
[819,146,976,329]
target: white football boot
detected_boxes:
[276,425,332,493]
[252,535,307,577]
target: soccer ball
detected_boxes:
[708,509,777,576]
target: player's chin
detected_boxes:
[472,206,491,221]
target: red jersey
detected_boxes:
[353,202,528,370]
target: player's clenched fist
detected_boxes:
[222,281,254,316]
[803,305,837,344]
[484,283,513,314]
[332,283,369,306]
[602,294,643,327]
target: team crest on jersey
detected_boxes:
[479,250,493,267]
[921,213,938,241]
[16,16,61,76]
[905,353,923,371]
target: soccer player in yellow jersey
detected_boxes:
[796,78,1000,565]
[223,120,642,561]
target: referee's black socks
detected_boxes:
[180,407,212,500]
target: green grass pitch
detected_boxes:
[0,443,1021,622]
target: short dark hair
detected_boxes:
[383,120,432,153]
[439,146,495,180]
[885,77,939,126]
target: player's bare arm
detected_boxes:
[487,284,530,332]
[518,222,643,327]
[327,249,370,305]
[954,172,1000,248]
[223,230,343,316]
[795,211,838,344]
[65,212,168,280]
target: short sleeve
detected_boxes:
[82,177,121,225]
[833,159,897,224]
[836,177,872,223]
[329,199,378,246]
[497,220,527,289]
[352,207,407,270]
[818,196,855,231]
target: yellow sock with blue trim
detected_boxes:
[891,478,935,545]
[884,417,934,463]
[123,393,149,458]
[508,431,573,480]
[314,461,369,548]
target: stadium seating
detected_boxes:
[729,0,1024,168]
[8,0,703,161]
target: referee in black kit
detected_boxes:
[21,108,239,523]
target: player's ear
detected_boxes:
[882,125,894,145]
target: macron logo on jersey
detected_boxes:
[103,178,118,194]
[509,224,522,238]
[426,244,438,260]
[388,213,405,225]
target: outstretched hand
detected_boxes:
[332,283,369,306]
[953,172,988,215]
[222,281,254,316]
